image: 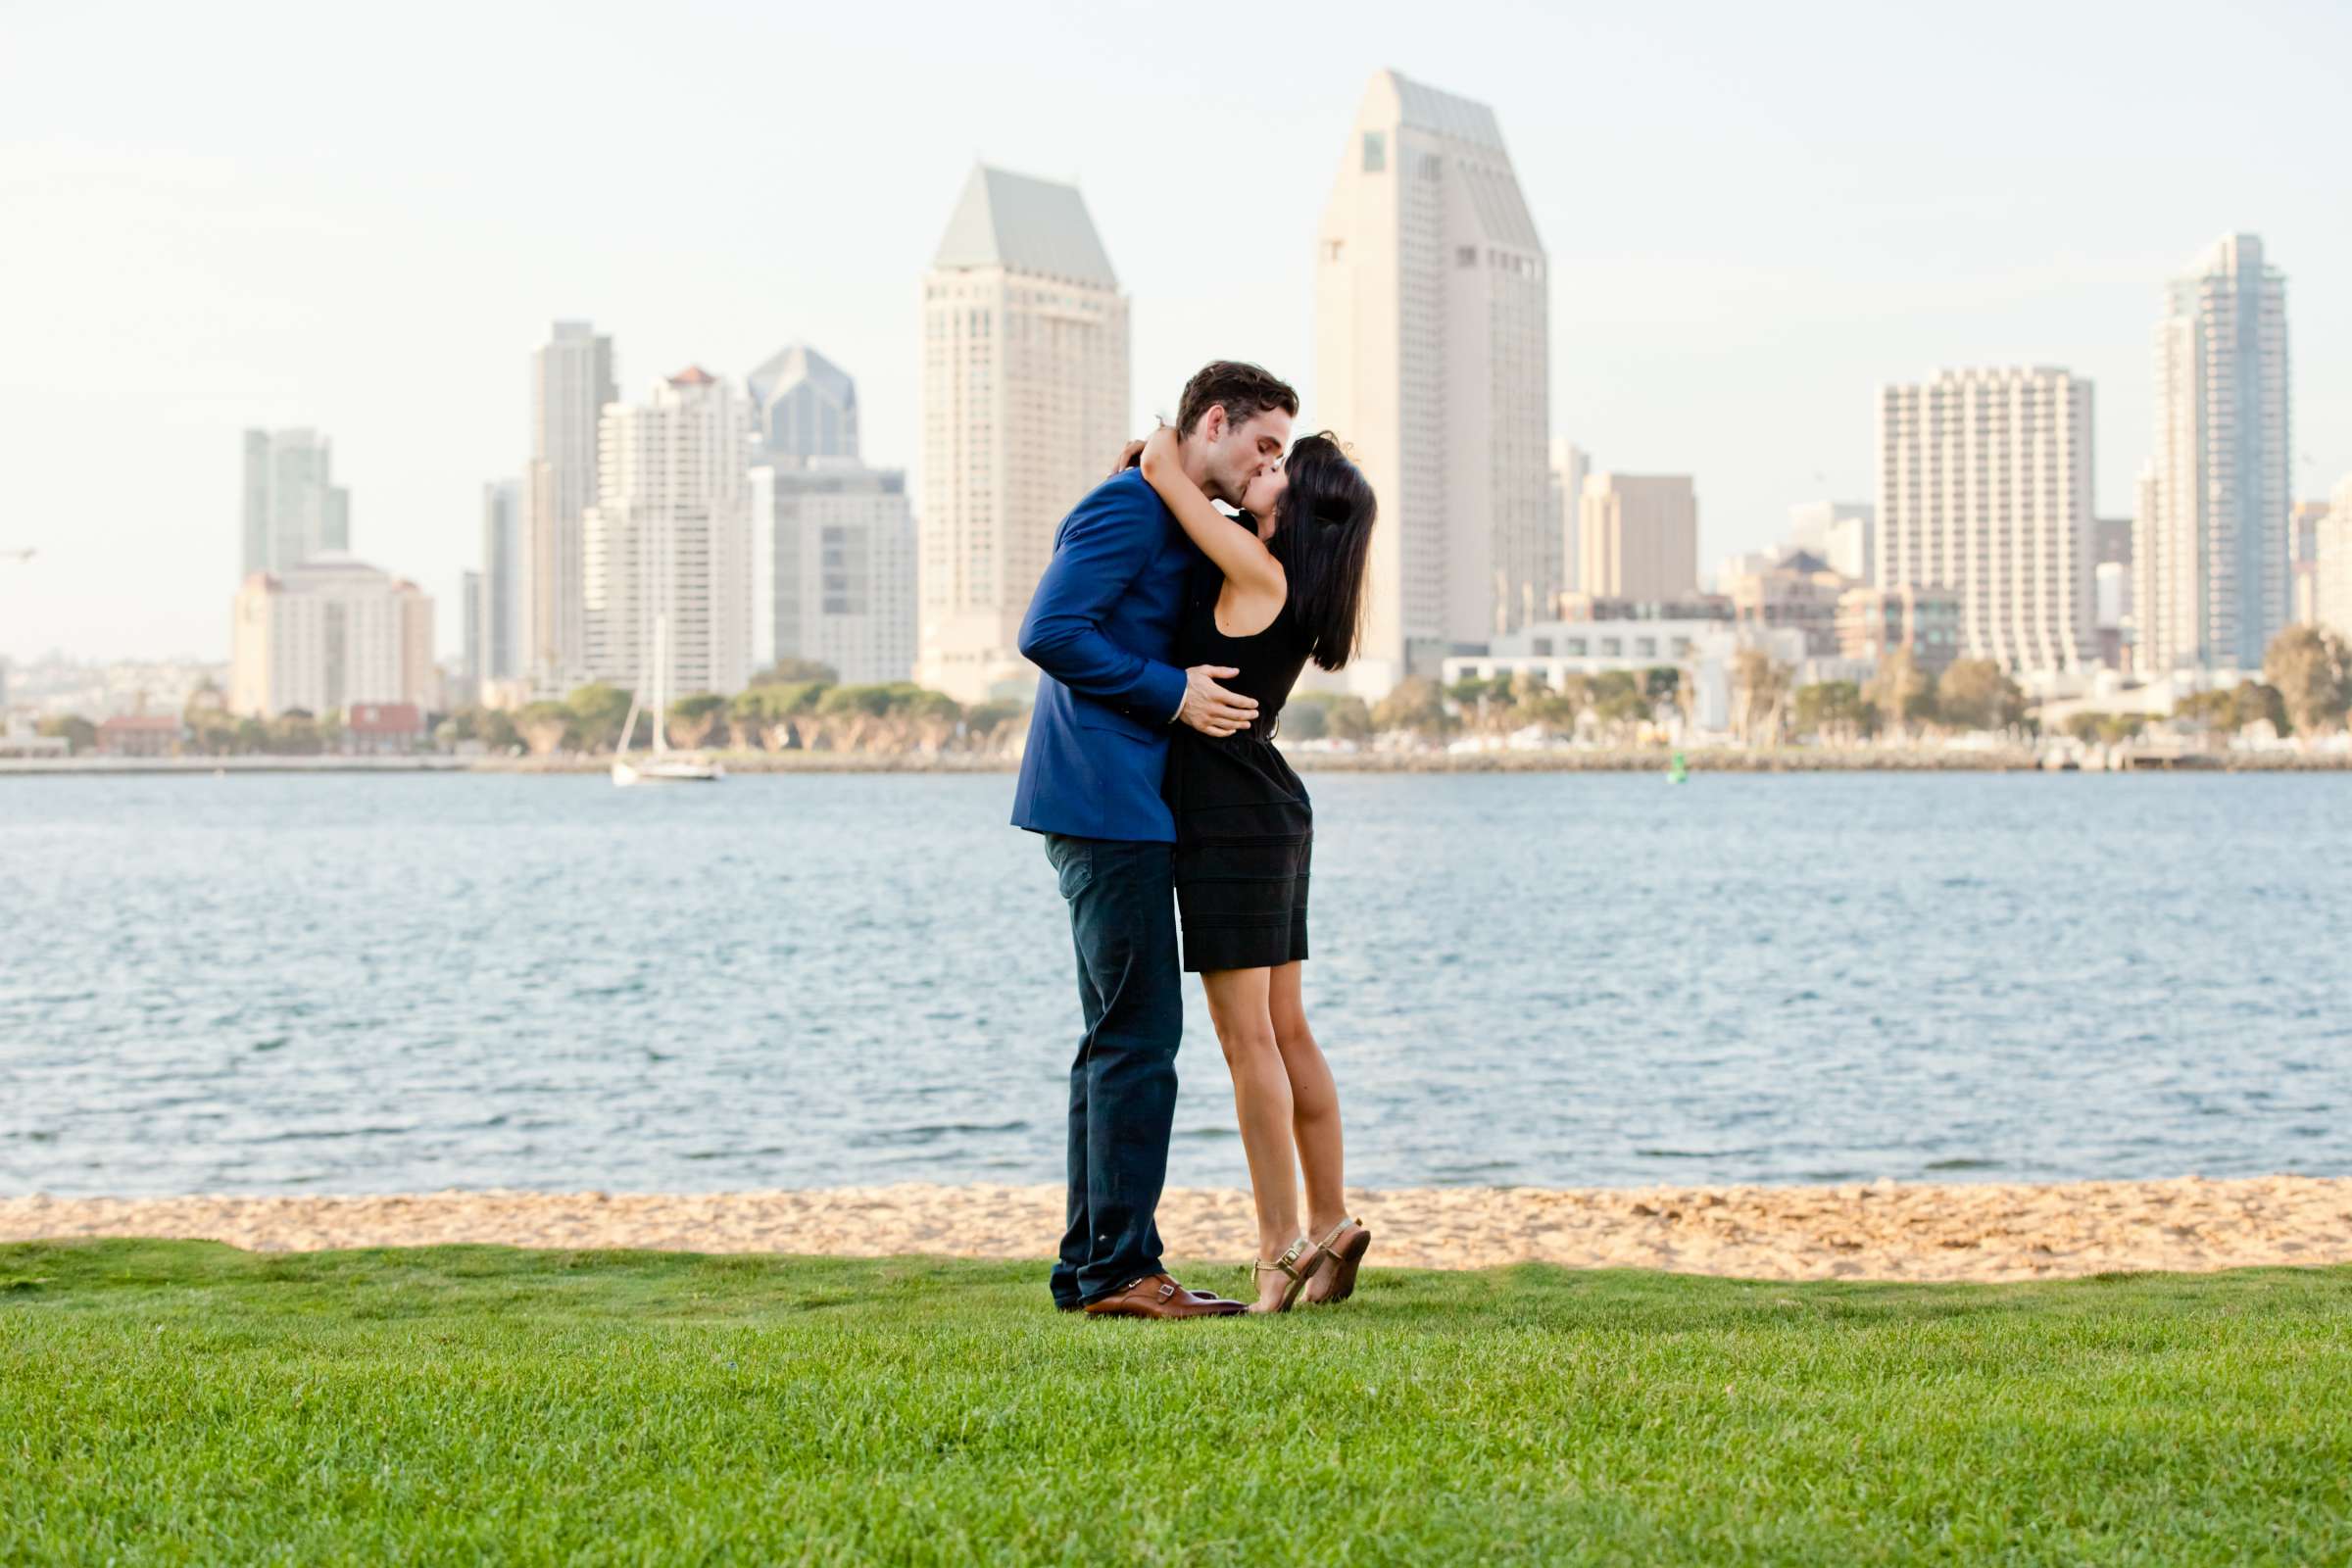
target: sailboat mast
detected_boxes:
[652,612,668,757]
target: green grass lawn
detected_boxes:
[3,1242,2347,1565]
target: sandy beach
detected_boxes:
[7,1176,2348,1282]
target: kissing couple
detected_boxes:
[1011,361,1381,1318]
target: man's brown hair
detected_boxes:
[1175,361,1298,439]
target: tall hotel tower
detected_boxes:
[1878,368,2096,673]
[1316,70,1551,692]
[914,166,1129,704]
[2135,234,2292,674]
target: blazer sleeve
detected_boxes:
[1016,487,1189,724]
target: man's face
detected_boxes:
[1197,404,1294,507]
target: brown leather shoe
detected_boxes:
[1082,1273,1248,1320]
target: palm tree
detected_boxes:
[1731,649,1789,749]
[664,692,726,750]
[1864,650,1933,742]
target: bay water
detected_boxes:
[4,771,2345,1196]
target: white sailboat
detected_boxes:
[612,613,724,786]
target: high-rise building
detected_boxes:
[1580,474,1697,602]
[478,478,524,688]
[460,567,483,702]
[240,429,349,576]
[525,321,616,686]
[914,166,1129,704]
[230,555,434,717]
[581,368,756,701]
[2135,234,2292,674]
[748,343,859,465]
[1878,368,2095,673]
[1317,70,1551,689]
[752,461,916,686]
[1549,440,1591,607]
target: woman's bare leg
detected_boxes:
[1200,965,1302,1303]
[1268,962,1347,1238]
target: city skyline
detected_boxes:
[6,2,2351,662]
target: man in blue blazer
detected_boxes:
[1012,361,1297,1319]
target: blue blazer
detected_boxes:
[1009,468,1198,842]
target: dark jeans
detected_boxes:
[1043,834,1183,1307]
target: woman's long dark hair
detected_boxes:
[1263,432,1376,670]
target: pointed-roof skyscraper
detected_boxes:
[1316,71,1551,690]
[914,166,1129,703]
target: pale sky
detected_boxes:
[4,0,2347,662]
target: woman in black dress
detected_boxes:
[1137,424,1379,1313]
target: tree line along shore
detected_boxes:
[18,627,2352,767]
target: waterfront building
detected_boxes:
[0,719,69,760]
[914,166,1129,704]
[240,428,349,577]
[344,702,426,754]
[1837,584,1963,676]
[751,460,917,686]
[230,554,435,718]
[1317,70,1551,688]
[580,368,757,702]
[1580,474,1698,602]
[2135,234,2292,674]
[95,711,183,758]
[478,478,525,689]
[748,343,858,465]
[1879,368,2095,673]
[1442,620,1811,734]
[525,320,616,686]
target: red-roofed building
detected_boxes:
[668,365,716,386]
[96,712,184,758]
[343,702,424,754]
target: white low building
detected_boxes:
[1441,618,1810,734]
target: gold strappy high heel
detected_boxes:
[1301,1218,1372,1305]
[1247,1235,1329,1314]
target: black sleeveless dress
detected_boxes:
[1162,554,1314,973]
